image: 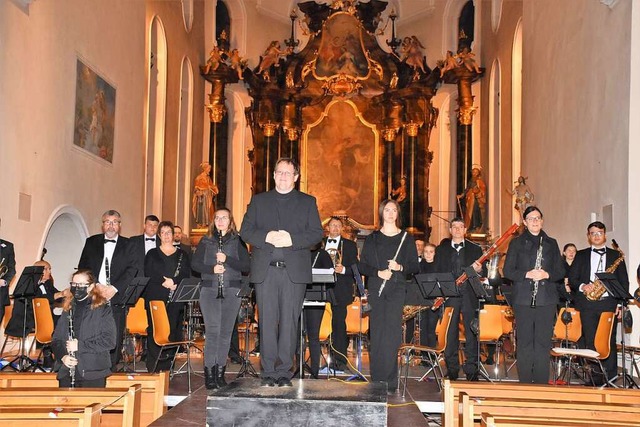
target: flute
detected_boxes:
[378,232,408,297]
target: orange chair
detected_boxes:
[398,306,455,395]
[477,304,506,380]
[553,307,582,344]
[345,297,369,370]
[125,297,148,371]
[149,300,195,393]
[551,311,615,386]
[30,298,54,372]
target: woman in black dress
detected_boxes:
[359,199,419,393]
[192,207,250,389]
[503,206,565,384]
[143,220,191,373]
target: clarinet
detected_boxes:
[216,233,225,299]
[68,302,76,388]
[167,252,184,303]
[530,236,544,308]
[105,256,111,287]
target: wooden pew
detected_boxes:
[461,393,640,427]
[0,386,140,427]
[0,371,168,426]
[0,402,102,426]
[443,380,640,427]
[480,412,640,427]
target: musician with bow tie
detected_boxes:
[129,215,160,277]
[434,217,485,381]
[323,216,359,371]
[77,209,137,369]
[568,221,629,384]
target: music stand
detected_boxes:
[594,272,637,388]
[415,273,458,301]
[118,277,149,373]
[464,267,493,382]
[236,281,258,378]
[2,266,43,372]
[170,278,201,393]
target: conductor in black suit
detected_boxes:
[434,217,484,381]
[0,218,16,325]
[241,158,323,387]
[323,216,358,370]
[129,215,160,277]
[77,210,137,369]
[568,221,629,382]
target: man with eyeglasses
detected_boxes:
[78,209,137,369]
[129,214,160,277]
[241,157,323,387]
[0,218,16,331]
[568,221,629,384]
[433,217,484,381]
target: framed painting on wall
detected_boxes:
[72,58,116,163]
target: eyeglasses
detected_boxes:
[102,220,121,226]
[274,170,294,177]
[525,216,542,222]
[69,282,91,287]
[589,231,604,237]
[215,216,230,221]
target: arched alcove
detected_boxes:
[488,59,501,235]
[145,16,168,217]
[176,57,194,229]
[511,18,523,224]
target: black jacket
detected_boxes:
[52,299,116,381]
[192,231,250,288]
[0,239,16,306]
[322,236,359,306]
[503,230,565,307]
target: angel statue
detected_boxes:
[439,50,458,77]
[400,36,426,74]
[228,49,247,80]
[192,162,219,227]
[257,41,284,75]
[456,46,481,74]
[203,45,223,74]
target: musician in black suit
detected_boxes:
[434,217,484,381]
[0,219,16,328]
[129,215,160,277]
[504,206,565,384]
[173,226,192,261]
[568,221,629,383]
[323,216,358,370]
[77,210,137,369]
[240,158,323,387]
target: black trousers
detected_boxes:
[110,305,126,369]
[581,306,618,380]
[514,303,555,384]
[444,291,479,378]
[255,266,306,380]
[369,282,405,390]
[59,375,107,388]
[330,302,348,366]
[303,305,324,377]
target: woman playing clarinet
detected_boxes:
[143,220,192,373]
[358,199,419,394]
[193,207,250,389]
[52,269,115,387]
[503,206,565,383]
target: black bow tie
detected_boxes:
[327,238,337,244]
[104,239,116,244]
[145,238,155,242]
[173,243,180,247]
[453,242,464,250]
[593,247,606,255]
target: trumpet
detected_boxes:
[0,258,7,279]
[326,246,343,268]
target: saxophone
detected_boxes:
[530,236,543,308]
[586,242,625,301]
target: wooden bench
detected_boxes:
[443,380,640,427]
[461,393,640,427]
[0,386,140,427]
[480,412,640,427]
[0,371,168,426]
[0,402,102,426]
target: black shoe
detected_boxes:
[484,358,494,366]
[230,356,244,364]
[277,377,293,387]
[261,377,276,387]
[204,366,219,390]
[217,365,228,387]
[466,372,479,381]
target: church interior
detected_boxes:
[2,0,640,425]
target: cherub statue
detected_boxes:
[439,50,458,77]
[456,46,481,73]
[400,36,426,74]
[257,41,284,74]
[506,176,535,219]
[203,45,223,74]
[228,49,246,80]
